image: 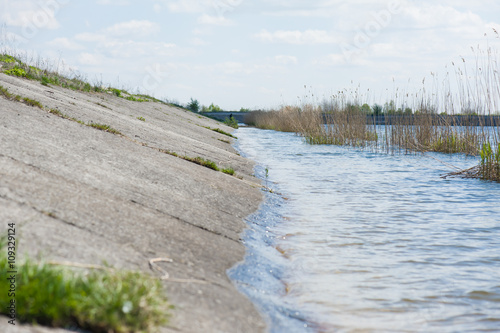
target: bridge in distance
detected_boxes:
[199,112,248,123]
[201,112,500,126]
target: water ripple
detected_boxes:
[230,127,500,333]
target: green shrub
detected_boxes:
[223,116,239,129]
[187,98,200,113]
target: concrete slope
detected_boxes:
[0,73,266,333]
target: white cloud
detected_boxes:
[197,14,234,26]
[313,53,346,66]
[255,29,339,44]
[75,32,107,43]
[78,52,104,66]
[161,0,211,13]
[101,40,177,58]
[0,0,63,30]
[47,37,85,50]
[275,55,298,65]
[153,4,162,13]
[96,0,131,5]
[191,37,209,46]
[104,20,160,38]
[403,5,483,30]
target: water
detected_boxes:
[228,127,500,333]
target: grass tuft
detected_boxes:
[0,239,170,333]
[204,127,236,138]
[22,98,43,109]
[222,167,235,175]
[88,123,122,135]
[183,156,219,171]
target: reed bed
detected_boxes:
[245,104,323,133]
[248,43,500,181]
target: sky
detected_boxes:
[1,0,500,110]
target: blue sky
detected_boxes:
[1,0,500,110]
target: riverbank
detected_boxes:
[0,72,266,332]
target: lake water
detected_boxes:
[228,127,500,333]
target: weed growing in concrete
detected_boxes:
[137,117,146,122]
[0,238,170,332]
[192,157,219,171]
[88,123,122,135]
[204,126,235,138]
[22,98,43,109]
[182,156,219,171]
[222,167,235,175]
[96,102,111,109]
[0,85,13,99]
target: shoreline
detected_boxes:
[0,73,266,332]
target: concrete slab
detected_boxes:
[0,74,266,333]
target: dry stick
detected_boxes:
[441,165,480,179]
[148,258,210,285]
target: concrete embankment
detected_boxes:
[0,73,266,333]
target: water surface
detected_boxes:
[229,127,500,333]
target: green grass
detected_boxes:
[126,96,145,102]
[137,117,146,122]
[0,54,18,63]
[182,156,219,171]
[0,86,45,110]
[479,142,500,181]
[23,98,43,109]
[4,66,27,78]
[0,53,105,94]
[0,85,14,99]
[88,123,122,135]
[0,239,170,332]
[110,88,122,97]
[221,167,235,175]
[41,76,50,86]
[96,102,111,109]
[204,127,236,138]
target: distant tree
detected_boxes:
[187,98,200,113]
[239,107,251,112]
[384,100,396,115]
[372,104,383,116]
[361,103,372,114]
[207,103,223,112]
[404,107,412,115]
